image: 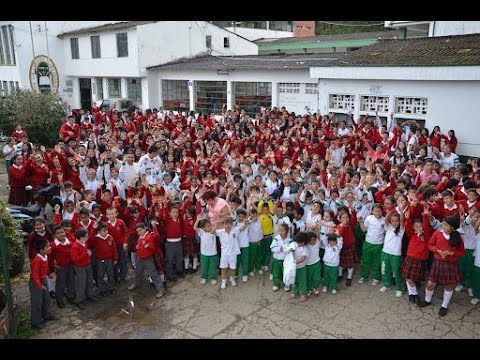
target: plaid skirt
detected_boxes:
[8,187,28,206]
[340,247,356,269]
[401,256,427,282]
[183,236,198,255]
[428,259,461,286]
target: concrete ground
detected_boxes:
[1,158,479,339]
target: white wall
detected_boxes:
[63,28,140,78]
[136,21,258,74]
[224,27,293,41]
[431,21,480,37]
[317,78,480,156]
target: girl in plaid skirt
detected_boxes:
[337,211,356,287]
[401,209,432,304]
[418,216,466,317]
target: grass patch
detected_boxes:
[16,306,36,339]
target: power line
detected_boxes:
[317,21,385,27]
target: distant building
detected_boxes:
[385,21,480,37]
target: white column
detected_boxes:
[141,78,149,109]
[188,80,194,111]
[353,94,360,121]
[158,78,163,108]
[271,81,278,108]
[226,80,233,110]
[102,77,108,99]
[121,78,128,98]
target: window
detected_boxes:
[127,78,142,102]
[0,31,4,64]
[223,37,230,48]
[162,80,189,111]
[2,26,11,64]
[305,83,319,95]
[360,96,389,112]
[9,25,15,65]
[395,97,428,115]
[70,38,79,59]
[91,36,101,58]
[195,81,227,114]
[329,94,355,110]
[278,83,300,94]
[15,81,19,89]
[2,81,7,96]
[9,81,15,94]
[116,33,128,57]
[96,78,103,99]
[107,78,121,98]
[269,21,293,32]
[233,82,272,114]
[206,35,212,49]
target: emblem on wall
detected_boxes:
[29,55,59,94]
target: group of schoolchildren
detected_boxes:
[18,104,480,330]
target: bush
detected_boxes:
[0,90,65,147]
[0,198,23,283]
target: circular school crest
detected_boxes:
[29,55,59,94]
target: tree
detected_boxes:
[0,198,23,283]
[315,21,387,35]
[0,90,65,147]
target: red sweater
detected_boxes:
[405,214,431,260]
[60,122,80,141]
[28,230,53,261]
[182,216,196,238]
[107,219,129,245]
[337,223,355,249]
[27,161,50,186]
[136,231,156,260]
[160,208,182,239]
[30,254,49,289]
[88,234,118,261]
[428,230,465,262]
[9,165,27,189]
[70,241,91,267]
[49,239,72,268]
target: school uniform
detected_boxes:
[107,219,129,282]
[354,203,371,259]
[49,238,75,305]
[133,231,165,293]
[306,240,321,292]
[70,241,93,305]
[217,228,241,269]
[270,235,291,288]
[292,244,309,296]
[161,209,184,280]
[235,221,250,277]
[89,233,118,294]
[258,204,274,269]
[471,234,480,300]
[401,215,431,282]
[360,215,386,281]
[338,224,356,270]
[428,230,465,286]
[197,228,218,281]
[458,217,476,290]
[248,220,263,273]
[29,253,54,327]
[381,225,405,292]
[323,237,343,291]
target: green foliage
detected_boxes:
[0,89,65,147]
[16,306,36,339]
[315,21,387,35]
[0,198,22,283]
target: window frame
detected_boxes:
[90,35,101,59]
[116,32,128,58]
[70,38,79,59]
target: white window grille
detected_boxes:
[395,97,428,115]
[329,94,355,110]
[278,83,300,94]
[305,83,319,95]
[360,96,389,112]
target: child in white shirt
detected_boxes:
[270,223,291,292]
[235,208,251,283]
[193,217,218,285]
[322,233,343,294]
[358,204,386,286]
[289,232,309,302]
[306,232,321,295]
[248,209,264,276]
[216,218,243,289]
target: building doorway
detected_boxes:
[79,78,92,111]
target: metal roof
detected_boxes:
[57,21,156,38]
[147,53,341,71]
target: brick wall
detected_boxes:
[293,21,315,37]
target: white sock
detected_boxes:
[338,266,343,276]
[193,257,198,270]
[425,289,434,302]
[184,258,190,270]
[160,274,165,282]
[441,290,453,308]
[406,283,418,295]
[347,268,353,279]
[46,277,54,292]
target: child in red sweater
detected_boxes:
[337,212,356,286]
[49,225,75,308]
[182,206,199,273]
[29,239,56,329]
[71,228,96,310]
[106,207,129,282]
[418,216,466,317]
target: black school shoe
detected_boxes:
[438,307,448,317]
[76,302,86,310]
[418,300,432,308]
[32,322,45,330]
[338,275,343,282]
[49,291,56,299]
[44,314,58,321]
[346,279,352,287]
[56,300,65,308]
[66,297,75,305]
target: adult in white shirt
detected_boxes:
[328,142,345,167]
[358,205,386,285]
[119,153,139,190]
[138,145,163,175]
[337,121,349,137]
[439,144,459,171]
